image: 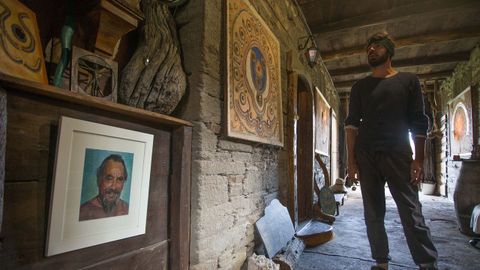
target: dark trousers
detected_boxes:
[355,149,438,268]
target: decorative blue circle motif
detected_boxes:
[249,46,267,93]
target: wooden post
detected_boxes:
[287,71,298,229]
[170,126,192,269]
[0,87,5,234]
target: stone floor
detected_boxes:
[295,186,480,270]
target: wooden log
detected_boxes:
[0,87,5,234]
[119,0,186,114]
[272,237,305,270]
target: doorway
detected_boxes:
[296,78,314,222]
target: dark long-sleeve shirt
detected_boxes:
[344,72,428,153]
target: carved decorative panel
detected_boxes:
[226,0,283,146]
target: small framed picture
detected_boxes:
[448,86,474,158]
[315,87,331,156]
[46,116,153,256]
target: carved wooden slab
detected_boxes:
[255,199,295,258]
[119,1,186,115]
[0,0,48,84]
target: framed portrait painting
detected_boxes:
[46,116,154,256]
[226,0,283,146]
[448,86,474,158]
[315,87,331,156]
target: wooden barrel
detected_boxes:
[453,160,480,236]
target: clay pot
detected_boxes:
[453,160,480,235]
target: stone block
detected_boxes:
[218,139,253,153]
[190,204,235,239]
[195,150,231,161]
[194,160,246,175]
[232,152,253,162]
[193,222,248,262]
[232,195,264,218]
[263,193,279,208]
[244,222,256,244]
[205,121,221,134]
[265,171,279,192]
[246,164,259,171]
[202,74,222,98]
[195,175,229,208]
[243,170,265,195]
[189,260,218,270]
[218,247,247,270]
[247,254,279,270]
[200,92,221,122]
[228,175,244,198]
[192,121,218,152]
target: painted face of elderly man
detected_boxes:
[79,154,129,221]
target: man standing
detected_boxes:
[79,154,130,221]
[345,32,438,270]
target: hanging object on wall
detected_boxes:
[52,0,75,88]
[315,87,331,156]
[448,86,475,159]
[118,0,186,114]
[79,0,143,58]
[71,46,118,102]
[44,38,72,90]
[226,0,284,146]
[0,0,47,84]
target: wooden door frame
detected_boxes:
[287,71,315,227]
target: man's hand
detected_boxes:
[410,159,424,185]
[347,161,359,182]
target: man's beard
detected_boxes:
[368,52,388,67]
[101,189,121,213]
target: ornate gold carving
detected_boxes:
[226,0,283,146]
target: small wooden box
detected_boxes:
[71,46,118,102]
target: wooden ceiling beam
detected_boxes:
[321,27,480,62]
[333,70,454,89]
[309,0,476,35]
[328,52,470,77]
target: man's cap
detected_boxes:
[367,32,395,57]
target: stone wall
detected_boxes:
[175,0,338,268]
[439,46,480,200]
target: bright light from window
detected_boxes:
[409,132,415,159]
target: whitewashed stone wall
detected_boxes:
[176,0,339,268]
[440,46,480,200]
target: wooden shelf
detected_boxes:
[1,73,192,269]
[0,73,192,127]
